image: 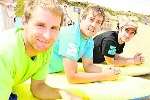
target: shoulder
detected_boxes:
[0,28,17,50]
[102,31,118,42]
[87,38,94,46]
[94,31,116,40]
[59,23,80,43]
[94,31,117,45]
[0,28,23,56]
[60,22,80,35]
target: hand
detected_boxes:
[59,90,81,100]
[108,67,121,75]
[102,67,120,81]
[133,53,144,65]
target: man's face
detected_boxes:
[119,27,136,43]
[80,10,104,38]
[24,7,61,52]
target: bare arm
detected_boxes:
[31,79,61,99]
[104,53,144,67]
[63,57,119,84]
[31,79,81,99]
[0,1,7,6]
[82,58,102,73]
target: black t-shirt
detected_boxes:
[93,31,125,63]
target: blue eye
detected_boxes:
[37,24,44,27]
[90,18,94,22]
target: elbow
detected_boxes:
[105,60,113,65]
[67,75,77,84]
[66,74,81,84]
[31,85,39,98]
[30,83,44,99]
[113,61,125,67]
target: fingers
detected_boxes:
[140,56,144,63]
[136,52,142,55]
[111,74,119,81]
[106,74,119,81]
[102,67,121,81]
[134,53,145,64]
[134,52,142,57]
[108,67,120,75]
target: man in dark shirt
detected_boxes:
[93,20,144,67]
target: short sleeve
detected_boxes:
[58,23,80,61]
[102,39,117,57]
[32,51,51,80]
[82,39,94,59]
[32,63,48,80]
[59,41,78,61]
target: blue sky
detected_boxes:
[70,0,150,15]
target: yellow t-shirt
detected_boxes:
[0,28,51,99]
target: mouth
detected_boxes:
[37,39,48,44]
[88,26,95,33]
[35,39,50,50]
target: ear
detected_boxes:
[22,16,27,25]
[22,16,29,29]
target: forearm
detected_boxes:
[84,64,102,73]
[64,58,117,83]
[66,72,111,84]
[0,1,7,6]
[31,82,61,99]
[114,57,134,67]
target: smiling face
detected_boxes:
[118,19,138,44]
[80,9,104,38]
[24,7,61,54]
[119,27,137,43]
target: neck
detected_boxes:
[118,36,124,44]
[25,43,39,57]
[80,27,89,40]
[80,31,89,40]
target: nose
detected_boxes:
[43,29,51,40]
[125,32,130,37]
[91,21,97,27]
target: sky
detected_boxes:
[70,0,150,15]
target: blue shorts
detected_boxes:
[9,93,17,100]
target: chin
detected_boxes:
[35,46,49,52]
[125,40,130,42]
[85,32,92,37]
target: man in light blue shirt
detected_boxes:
[49,5,120,84]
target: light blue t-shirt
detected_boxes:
[49,23,94,73]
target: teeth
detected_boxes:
[38,39,47,43]
[88,26,95,32]
[88,28,92,32]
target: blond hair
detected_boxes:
[24,0,64,26]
